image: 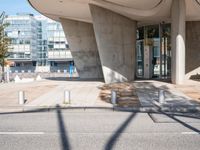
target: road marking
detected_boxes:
[0,132,45,135]
[181,132,200,135]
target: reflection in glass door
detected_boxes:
[136,24,171,80]
[136,40,144,77]
[160,24,171,79]
[152,41,160,78]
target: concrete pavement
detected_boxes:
[0,79,112,108]
[0,110,199,150]
[134,80,200,107]
[25,80,112,107]
[0,79,200,113]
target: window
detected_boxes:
[147,25,159,38]
[137,27,144,40]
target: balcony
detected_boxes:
[48,50,73,61]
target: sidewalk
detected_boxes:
[25,80,112,107]
[0,79,200,113]
[0,79,112,108]
[134,80,200,107]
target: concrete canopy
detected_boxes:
[28,0,200,84]
[28,0,200,24]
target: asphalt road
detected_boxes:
[0,109,200,150]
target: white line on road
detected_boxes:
[0,132,45,135]
[181,132,200,135]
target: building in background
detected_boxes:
[4,13,73,73]
[45,18,73,72]
[4,13,38,72]
[34,15,48,68]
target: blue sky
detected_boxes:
[0,0,40,15]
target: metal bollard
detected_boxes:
[159,90,165,104]
[18,91,25,105]
[64,90,71,104]
[111,90,117,105]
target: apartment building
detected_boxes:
[4,13,73,73]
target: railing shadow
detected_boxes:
[0,106,199,149]
[56,105,71,150]
[162,111,200,134]
[104,112,136,150]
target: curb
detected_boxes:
[153,100,200,113]
[0,105,159,113]
[0,104,200,114]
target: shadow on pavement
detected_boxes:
[134,81,200,106]
[104,112,136,150]
[0,106,199,150]
[56,105,71,150]
[162,111,200,134]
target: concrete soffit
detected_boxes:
[90,0,169,19]
[28,0,173,23]
[28,0,200,25]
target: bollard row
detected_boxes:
[18,90,72,105]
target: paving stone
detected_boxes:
[99,82,140,107]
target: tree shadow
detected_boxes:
[56,105,71,150]
[104,112,136,150]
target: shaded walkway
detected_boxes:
[134,80,200,107]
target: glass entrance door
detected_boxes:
[160,24,171,79]
[136,40,144,77]
[136,24,171,80]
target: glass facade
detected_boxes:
[34,16,48,66]
[46,19,71,65]
[5,14,38,61]
[136,24,171,79]
[4,14,73,70]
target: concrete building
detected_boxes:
[34,15,48,67]
[28,0,200,84]
[5,13,73,73]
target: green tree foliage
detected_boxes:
[0,12,11,82]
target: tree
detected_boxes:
[0,12,10,82]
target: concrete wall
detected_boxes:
[60,18,103,79]
[90,5,136,83]
[186,21,200,79]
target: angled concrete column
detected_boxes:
[90,5,136,83]
[186,22,200,79]
[60,18,103,79]
[171,0,186,84]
